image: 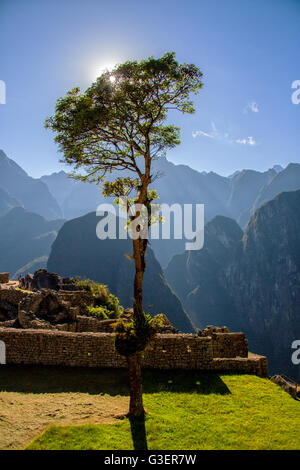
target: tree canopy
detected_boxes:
[46,52,203,204]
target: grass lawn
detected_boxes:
[22,369,300,450]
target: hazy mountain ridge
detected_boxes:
[1,148,297,266]
[39,157,299,266]
[0,186,20,217]
[0,206,65,278]
[39,157,293,230]
[0,150,62,220]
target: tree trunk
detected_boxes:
[127,353,144,417]
[127,200,149,417]
[133,237,147,317]
[126,236,148,417]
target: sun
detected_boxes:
[93,60,118,81]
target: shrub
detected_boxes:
[75,278,123,319]
[152,314,171,329]
[114,313,156,357]
[86,306,111,320]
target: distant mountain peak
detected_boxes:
[271,164,284,173]
[228,170,241,179]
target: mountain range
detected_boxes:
[2,148,300,266]
[38,155,300,266]
[165,191,300,380]
[1,148,300,378]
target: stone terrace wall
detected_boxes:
[0,273,9,283]
[0,328,268,376]
[76,316,116,333]
[211,333,248,358]
[57,291,94,315]
[210,355,268,378]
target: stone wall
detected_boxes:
[211,333,248,358]
[58,291,94,315]
[0,273,9,284]
[0,288,28,321]
[76,316,116,332]
[0,328,268,376]
[210,354,268,377]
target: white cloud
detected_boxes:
[193,123,257,146]
[236,136,256,146]
[192,130,215,139]
[244,101,259,113]
[192,121,225,141]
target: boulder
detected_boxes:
[18,290,78,327]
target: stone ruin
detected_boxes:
[0,270,269,377]
[0,270,181,334]
[0,270,84,330]
[0,273,10,284]
[23,269,78,292]
[17,290,78,330]
[198,325,230,336]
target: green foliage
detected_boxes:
[114,313,156,357]
[75,278,123,318]
[86,306,115,320]
[45,52,203,200]
[152,314,171,329]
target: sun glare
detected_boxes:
[93,61,118,81]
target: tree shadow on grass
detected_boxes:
[129,414,148,450]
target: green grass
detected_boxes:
[26,371,300,450]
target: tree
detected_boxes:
[46,52,203,417]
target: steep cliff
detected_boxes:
[166,191,300,379]
[231,190,300,379]
[165,216,243,330]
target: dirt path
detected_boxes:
[0,366,130,450]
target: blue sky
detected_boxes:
[0,0,299,177]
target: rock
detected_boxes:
[25,269,77,292]
[18,290,78,327]
[0,288,28,321]
[270,375,299,399]
[200,326,230,336]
